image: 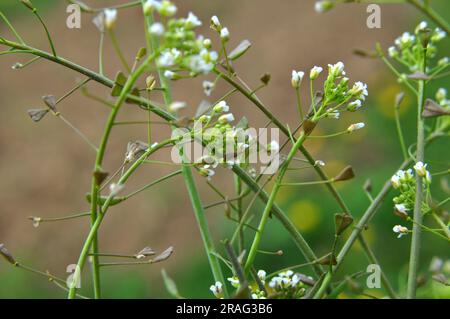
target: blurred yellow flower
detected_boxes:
[288,200,321,232]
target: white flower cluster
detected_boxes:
[142,1,219,76]
[268,270,303,291]
[388,21,448,72]
[186,101,279,180]
[301,62,368,119]
[391,162,432,223]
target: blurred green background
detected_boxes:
[0,0,449,298]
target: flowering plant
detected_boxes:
[0,0,448,299]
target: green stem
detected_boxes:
[313,132,440,298]
[68,53,156,299]
[394,101,408,161]
[406,47,426,299]
[432,213,450,240]
[407,0,450,34]
[233,165,324,277]
[0,10,25,44]
[142,10,226,294]
[109,30,131,73]
[244,131,309,273]
[33,10,57,57]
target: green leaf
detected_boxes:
[161,269,183,299]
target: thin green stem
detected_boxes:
[407,0,450,34]
[394,102,408,161]
[68,53,156,299]
[432,213,450,240]
[407,47,426,299]
[109,30,131,73]
[0,10,25,44]
[244,131,309,273]
[33,10,57,57]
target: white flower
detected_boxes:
[257,270,266,282]
[268,140,280,154]
[185,12,202,28]
[347,99,362,111]
[164,70,175,79]
[314,1,334,13]
[415,21,427,34]
[157,0,177,17]
[388,46,399,58]
[213,101,229,113]
[220,27,230,41]
[218,113,235,124]
[158,48,181,67]
[436,88,447,103]
[395,204,408,215]
[199,166,215,180]
[347,122,365,133]
[391,174,401,189]
[149,22,165,36]
[349,81,368,100]
[413,161,427,177]
[109,183,124,197]
[143,0,161,15]
[393,225,409,238]
[395,32,415,48]
[31,217,42,228]
[315,160,325,167]
[431,28,446,42]
[291,70,305,88]
[291,274,301,287]
[227,277,240,288]
[169,101,187,112]
[310,66,323,80]
[209,281,223,298]
[438,57,449,67]
[425,171,432,184]
[104,9,118,30]
[327,110,340,119]
[328,61,345,77]
[211,15,221,30]
[203,81,215,96]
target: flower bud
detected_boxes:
[309,66,323,80]
[104,9,118,30]
[213,101,229,113]
[291,70,305,89]
[314,1,334,13]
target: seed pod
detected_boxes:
[0,244,16,265]
[228,39,252,61]
[152,247,174,263]
[395,92,405,109]
[111,71,127,97]
[335,213,354,235]
[135,47,147,61]
[27,109,48,122]
[334,166,355,182]
[135,247,155,259]
[303,120,317,135]
[422,99,450,118]
[21,0,35,11]
[408,72,431,81]
[352,49,377,59]
[93,170,109,186]
[363,179,372,193]
[260,73,271,85]
[42,95,57,112]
